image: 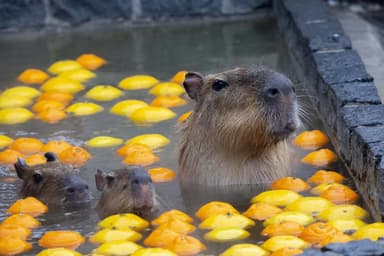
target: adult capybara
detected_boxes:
[95,166,156,219]
[179,67,300,185]
[15,152,90,205]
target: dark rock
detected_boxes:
[354,126,384,144]
[314,50,373,85]
[50,0,132,25]
[0,0,45,30]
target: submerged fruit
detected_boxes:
[196,201,239,221]
[0,237,32,255]
[58,146,91,167]
[148,167,176,183]
[122,150,159,166]
[299,222,339,246]
[317,204,368,221]
[300,149,338,166]
[144,228,181,247]
[285,196,333,216]
[41,140,72,155]
[98,213,150,231]
[263,211,315,227]
[85,85,124,101]
[204,227,250,242]
[2,86,41,98]
[59,68,96,82]
[25,154,47,166]
[150,95,187,108]
[38,91,74,105]
[307,170,345,184]
[152,209,193,225]
[36,248,82,256]
[85,136,123,148]
[7,196,48,216]
[48,60,83,74]
[353,222,384,241]
[270,247,303,256]
[130,106,176,124]
[243,202,282,221]
[32,100,65,113]
[116,143,152,158]
[261,235,309,252]
[35,108,67,124]
[18,68,50,84]
[271,177,310,192]
[261,221,304,237]
[9,137,44,155]
[328,218,366,233]
[0,135,13,149]
[1,214,41,229]
[126,134,170,150]
[76,53,107,70]
[251,190,301,207]
[320,184,359,204]
[0,108,34,125]
[292,130,329,150]
[93,240,142,255]
[38,230,85,249]
[0,223,31,240]
[199,213,255,230]
[220,243,269,256]
[110,100,149,116]
[89,228,142,244]
[132,248,177,256]
[149,82,185,96]
[0,149,24,165]
[165,235,206,256]
[66,102,104,116]
[156,218,196,235]
[0,95,32,108]
[41,77,85,94]
[118,75,159,90]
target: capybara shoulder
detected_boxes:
[95,166,156,219]
[15,152,90,205]
[179,67,300,185]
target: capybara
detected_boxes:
[179,67,299,185]
[15,152,90,205]
[95,166,156,219]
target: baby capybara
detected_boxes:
[15,152,90,205]
[179,67,300,185]
[95,166,156,219]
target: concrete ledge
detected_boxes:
[274,0,384,221]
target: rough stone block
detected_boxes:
[313,50,373,85]
[341,104,384,128]
[50,0,132,25]
[0,0,45,30]
[221,0,270,14]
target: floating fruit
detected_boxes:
[66,102,104,116]
[292,130,329,150]
[310,182,347,195]
[1,214,41,229]
[93,240,142,255]
[76,53,107,70]
[38,91,74,105]
[300,149,338,166]
[148,167,176,183]
[0,223,31,240]
[0,237,32,255]
[353,222,384,241]
[251,190,301,207]
[2,86,41,98]
[318,232,352,247]
[38,230,85,249]
[165,235,206,256]
[25,154,47,166]
[41,140,72,155]
[261,236,309,252]
[261,221,304,237]
[307,170,345,184]
[36,248,82,256]
[317,204,368,221]
[320,184,359,204]
[204,227,250,242]
[126,134,170,150]
[41,77,85,94]
[263,211,315,227]
[122,150,159,166]
[156,217,196,234]
[243,202,282,221]
[35,108,68,124]
[199,213,255,230]
[58,146,91,167]
[0,95,32,108]
[18,68,50,84]
[150,95,187,108]
[196,201,239,221]
[144,228,181,247]
[85,136,123,148]
[149,82,185,96]
[328,218,366,232]
[271,177,310,192]
[0,108,33,125]
[89,228,142,244]
[110,100,148,116]
[7,196,48,216]
[85,85,124,101]
[98,213,150,231]
[116,143,152,157]
[178,111,192,123]
[299,222,339,245]
[285,197,333,216]
[130,106,176,124]
[0,149,24,165]
[132,248,177,256]
[171,70,188,85]
[270,247,303,256]
[220,243,269,256]
[0,135,13,149]
[48,60,83,74]
[118,75,159,90]
[152,209,193,225]
[32,100,65,112]
[59,68,96,82]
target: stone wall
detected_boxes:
[0,0,270,31]
[274,0,384,221]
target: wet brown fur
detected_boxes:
[179,67,299,185]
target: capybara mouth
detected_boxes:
[272,121,299,140]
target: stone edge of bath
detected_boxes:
[274,0,384,221]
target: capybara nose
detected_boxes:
[64,174,90,201]
[131,168,152,185]
[264,74,296,100]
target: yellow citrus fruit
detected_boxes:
[9,137,44,155]
[317,204,368,221]
[263,211,315,227]
[292,130,329,150]
[85,136,123,148]
[285,196,333,216]
[93,241,142,255]
[196,201,239,221]
[307,170,345,184]
[1,213,41,229]
[48,60,83,74]
[353,222,384,241]
[271,176,311,192]
[220,243,269,256]
[152,209,193,225]
[199,213,255,230]
[58,146,92,167]
[0,223,31,240]
[251,190,302,207]
[36,248,82,256]
[89,228,142,244]
[243,202,282,221]
[148,167,176,183]
[150,95,187,108]
[38,230,85,249]
[59,68,96,82]
[149,82,185,96]
[76,53,107,70]
[98,213,150,231]
[35,108,68,124]
[155,218,196,235]
[300,149,338,167]
[0,135,13,149]
[165,235,206,256]
[261,235,310,252]
[85,85,124,101]
[132,248,177,256]
[122,150,159,166]
[2,86,41,98]
[178,111,192,123]
[126,134,170,150]
[0,237,32,255]
[328,218,366,233]
[144,228,181,248]
[41,77,85,94]
[17,68,50,84]
[110,100,148,116]
[118,75,159,90]
[66,102,104,116]
[0,149,24,165]
[129,106,176,124]
[7,196,48,217]
[204,227,250,242]
[170,70,188,84]
[0,95,32,108]
[261,221,304,237]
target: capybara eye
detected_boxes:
[133,179,140,185]
[67,187,75,194]
[33,172,43,183]
[212,79,228,91]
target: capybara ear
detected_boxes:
[95,169,106,191]
[14,157,29,180]
[183,72,204,100]
[44,152,58,162]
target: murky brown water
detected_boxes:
[0,18,353,255]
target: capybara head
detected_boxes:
[179,67,300,184]
[95,166,155,219]
[15,152,90,205]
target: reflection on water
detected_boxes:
[0,18,351,254]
